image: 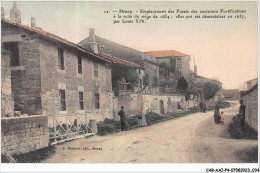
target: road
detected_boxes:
[44,101,257,163]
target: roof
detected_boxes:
[1,18,112,63]
[245,78,258,84]
[223,94,233,98]
[79,36,157,65]
[197,75,222,84]
[145,50,189,58]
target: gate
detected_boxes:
[47,114,95,144]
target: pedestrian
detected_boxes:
[199,102,203,112]
[203,102,207,113]
[214,102,220,124]
[137,107,147,127]
[239,99,246,130]
[118,106,129,131]
[219,111,224,124]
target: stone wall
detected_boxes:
[114,92,186,120]
[1,115,49,155]
[1,54,14,116]
[2,23,42,115]
[241,85,258,132]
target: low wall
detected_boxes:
[241,85,258,132]
[115,92,186,120]
[1,115,49,155]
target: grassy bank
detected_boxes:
[97,105,210,136]
[228,114,258,140]
[12,144,56,163]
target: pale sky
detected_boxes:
[1,1,258,89]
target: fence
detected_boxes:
[47,114,95,144]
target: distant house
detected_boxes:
[245,78,258,90]
[145,50,190,88]
[222,89,240,100]
[1,18,114,121]
[79,30,159,87]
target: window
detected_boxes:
[3,42,19,66]
[78,56,82,74]
[164,68,170,78]
[95,93,100,109]
[139,69,141,74]
[94,62,98,77]
[58,48,64,70]
[59,90,66,111]
[79,92,84,110]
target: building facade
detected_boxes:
[2,19,114,121]
[79,30,159,87]
[145,50,190,88]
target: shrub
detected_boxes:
[143,73,150,86]
[203,82,220,100]
[176,77,188,90]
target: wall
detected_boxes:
[2,24,42,115]
[115,92,186,120]
[39,39,114,122]
[1,115,49,155]
[1,54,14,116]
[241,85,258,132]
[143,61,159,86]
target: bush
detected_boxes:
[97,119,120,136]
[176,77,188,90]
[143,73,150,86]
[228,114,258,140]
[12,144,56,163]
[203,82,220,100]
[153,76,159,87]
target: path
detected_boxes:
[44,101,257,163]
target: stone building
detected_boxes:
[145,50,191,88]
[1,18,114,121]
[245,78,258,90]
[241,84,258,132]
[1,51,14,117]
[222,89,240,100]
[78,30,159,87]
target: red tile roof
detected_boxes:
[223,94,233,98]
[245,78,258,84]
[145,50,189,58]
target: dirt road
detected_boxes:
[44,101,257,163]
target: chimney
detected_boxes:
[194,65,197,77]
[10,1,21,23]
[88,28,98,54]
[31,17,36,27]
[1,7,4,18]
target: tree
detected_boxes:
[153,76,159,87]
[143,73,150,86]
[111,64,139,89]
[203,82,220,100]
[176,77,188,90]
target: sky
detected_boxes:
[1,1,258,89]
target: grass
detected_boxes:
[96,102,232,136]
[228,114,258,140]
[12,144,56,163]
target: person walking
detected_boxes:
[239,100,246,130]
[219,111,224,124]
[137,107,147,127]
[118,106,129,131]
[214,102,220,124]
